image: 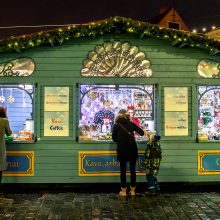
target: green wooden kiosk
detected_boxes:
[0,17,220,184]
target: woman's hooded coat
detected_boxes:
[0,118,12,171]
[112,113,144,161]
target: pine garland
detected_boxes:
[0,16,220,54]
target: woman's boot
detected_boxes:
[119,187,127,196]
[129,186,136,196]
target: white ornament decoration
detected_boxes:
[7,96,15,103]
[0,96,5,103]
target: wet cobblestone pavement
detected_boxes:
[1,191,220,219]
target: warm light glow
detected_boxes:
[202,28,207,32]
[192,29,197,33]
[212,26,216,30]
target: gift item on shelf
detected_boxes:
[18,130,33,141]
[5,136,13,141]
[198,131,209,141]
[133,91,153,121]
[25,119,34,133]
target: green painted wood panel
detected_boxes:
[1,33,220,184]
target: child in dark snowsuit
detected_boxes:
[144,134,162,194]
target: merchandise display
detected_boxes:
[79,84,155,141]
[0,84,34,142]
[198,86,220,141]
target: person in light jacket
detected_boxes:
[0,106,12,185]
[112,109,144,197]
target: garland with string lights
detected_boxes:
[0,16,220,54]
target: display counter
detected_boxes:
[79,84,155,141]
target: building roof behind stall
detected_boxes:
[206,28,220,40]
[147,6,189,31]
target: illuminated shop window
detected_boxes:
[198,86,220,141]
[79,84,155,141]
[197,59,220,78]
[0,84,34,142]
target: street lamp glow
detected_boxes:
[202,28,207,32]
[192,29,197,33]
[212,26,216,30]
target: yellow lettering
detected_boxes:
[85,158,120,167]
[7,161,19,168]
[216,158,220,166]
[85,160,102,167]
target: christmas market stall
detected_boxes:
[0,17,220,184]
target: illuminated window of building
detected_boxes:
[168,22,180,30]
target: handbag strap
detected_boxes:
[118,123,135,140]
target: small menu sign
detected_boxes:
[164,87,188,111]
[165,112,188,136]
[44,87,69,111]
[164,87,188,136]
[44,87,69,137]
[44,112,69,136]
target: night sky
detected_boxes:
[0,0,219,39]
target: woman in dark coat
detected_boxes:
[0,106,12,184]
[112,109,144,196]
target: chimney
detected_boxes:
[159,6,169,14]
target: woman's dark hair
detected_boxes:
[0,106,7,118]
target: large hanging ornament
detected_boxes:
[7,96,15,103]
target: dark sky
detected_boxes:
[0,0,220,39]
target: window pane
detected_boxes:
[198,86,220,140]
[0,84,34,141]
[79,84,155,141]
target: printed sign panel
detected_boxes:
[44,87,69,111]
[3,151,34,176]
[198,150,220,175]
[164,87,188,111]
[79,151,145,176]
[44,112,69,136]
[165,112,188,136]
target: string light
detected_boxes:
[0,16,219,53]
[192,25,218,33]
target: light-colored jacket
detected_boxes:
[0,118,12,171]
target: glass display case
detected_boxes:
[0,84,34,142]
[79,84,155,141]
[198,86,220,141]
